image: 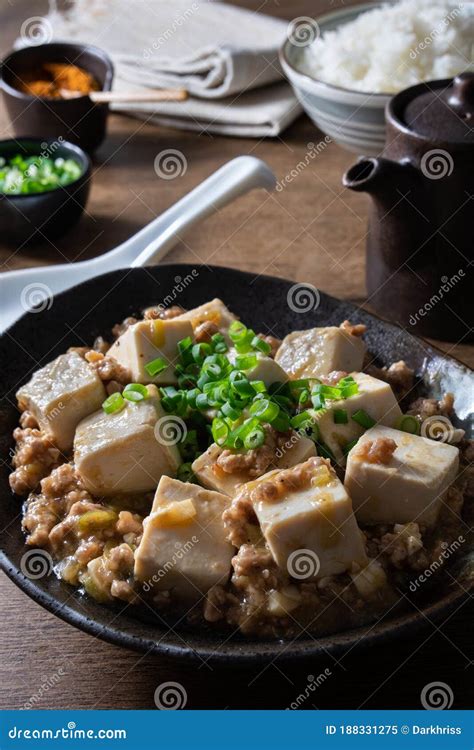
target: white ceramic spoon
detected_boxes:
[0,156,276,333]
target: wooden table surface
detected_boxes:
[0,0,472,711]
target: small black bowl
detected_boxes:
[0,137,91,245]
[0,42,114,153]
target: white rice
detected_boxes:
[300,0,474,93]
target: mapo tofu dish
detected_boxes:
[10,299,472,638]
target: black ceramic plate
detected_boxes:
[0,264,472,664]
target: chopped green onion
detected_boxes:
[317,441,335,461]
[212,417,229,446]
[398,415,421,435]
[333,409,348,424]
[290,411,313,430]
[243,426,265,450]
[211,333,227,353]
[123,383,148,402]
[195,393,209,410]
[102,392,125,414]
[249,398,280,423]
[229,321,248,343]
[235,353,258,371]
[351,409,376,429]
[178,336,193,355]
[343,438,359,455]
[251,336,271,355]
[177,462,196,483]
[338,375,355,385]
[271,411,291,433]
[313,383,342,399]
[192,342,212,362]
[220,402,241,421]
[144,357,168,377]
[340,383,359,399]
[186,388,200,408]
[251,380,266,394]
[312,392,326,410]
[298,389,310,406]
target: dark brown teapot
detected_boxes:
[343,73,474,342]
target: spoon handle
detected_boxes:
[0,157,275,334]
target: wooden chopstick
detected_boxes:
[89,89,188,104]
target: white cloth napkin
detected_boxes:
[28,0,302,137]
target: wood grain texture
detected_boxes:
[0,0,472,710]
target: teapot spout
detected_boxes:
[343,157,417,196]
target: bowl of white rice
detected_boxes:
[280,0,473,155]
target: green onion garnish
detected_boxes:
[211,333,228,353]
[123,383,149,402]
[249,398,280,423]
[102,392,125,414]
[333,409,348,424]
[351,409,376,429]
[144,357,168,377]
[343,438,359,455]
[317,441,335,461]
[177,462,196,483]
[398,415,421,435]
[229,321,247,342]
[251,336,271,355]
[243,426,265,450]
[340,383,359,399]
[312,392,326,410]
[212,417,229,446]
[235,353,258,371]
[290,411,313,430]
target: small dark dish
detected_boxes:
[0,42,114,153]
[0,137,91,245]
[0,265,472,664]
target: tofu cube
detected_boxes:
[228,349,288,388]
[17,351,106,451]
[174,298,237,342]
[249,458,368,577]
[311,372,402,463]
[74,385,180,495]
[107,318,194,385]
[344,425,460,527]
[134,476,234,599]
[275,326,366,379]
[192,433,317,496]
